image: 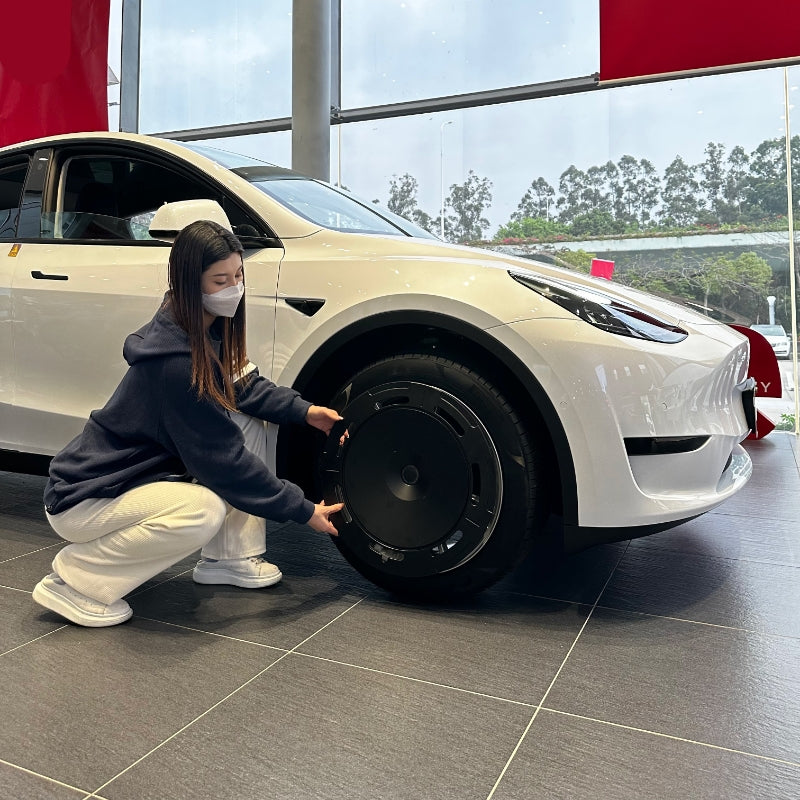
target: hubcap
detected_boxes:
[321,380,502,578]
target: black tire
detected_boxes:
[319,353,548,598]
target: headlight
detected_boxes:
[509,272,688,344]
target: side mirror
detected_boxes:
[148,199,232,241]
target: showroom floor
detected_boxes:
[1,435,799,800]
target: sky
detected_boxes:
[106,0,800,236]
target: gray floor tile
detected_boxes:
[599,547,800,636]
[130,571,369,650]
[0,472,48,509]
[492,710,800,800]
[711,486,800,521]
[0,541,63,590]
[629,512,800,567]
[496,540,628,603]
[0,618,282,790]
[545,608,800,763]
[99,652,533,800]
[0,505,60,562]
[0,762,92,800]
[296,593,590,704]
[0,586,65,654]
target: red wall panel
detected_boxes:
[600,0,800,82]
[0,0,110,147]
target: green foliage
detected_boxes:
[552,249,595,273]
[496,216,568,241]
[569,210,626,237]
[775,413,796,432]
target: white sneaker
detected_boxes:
[32,573,132,628]
[192,555,283,588]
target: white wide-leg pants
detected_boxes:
[46,413,269,605]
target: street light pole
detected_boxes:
[440,120,453,240]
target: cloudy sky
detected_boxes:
[107,1,799,234]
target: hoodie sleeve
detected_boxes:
[157,357,315,524]
[234,362,312,425]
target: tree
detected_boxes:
[556,165,588,223]
[386,173,437,234]
[699,142,726,221]
[616,155,639,224]
[387,173,420,218]
[636,158,661,226]
[512,177,555,220]
[747,137,788,218]
[722,145,750,220]
[603,160,626,221]
[443,170,493,242]
[583,165,611,214]
[746,135,800,220]
[660,155,701,227]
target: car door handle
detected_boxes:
[31,270,69,281]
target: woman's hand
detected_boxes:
[305,405,343,435]
[307,501,344,536]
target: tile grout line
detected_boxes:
[0,755,100,798]
[291,650,540,708]
[541,708,800,769]
[87,596,367,798]
[0,625,68,658]
[0,541,60,565]
[484,541,632,800]
[589,603,800,641]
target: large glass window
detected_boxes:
[138,0,293,133]
[340,0,599,106]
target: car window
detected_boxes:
[751,325,786,336]
[41,154,267,243]
[0,160,29,239]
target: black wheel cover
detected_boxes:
[321,380,502,578]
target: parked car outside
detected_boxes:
[750,324,791,359]
[0,132,755,597]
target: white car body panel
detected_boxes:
[0,131,754,556]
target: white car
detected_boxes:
[0,132,755,597]
[750,324,791,359]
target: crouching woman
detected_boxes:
[33,219,343,627]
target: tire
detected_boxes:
[319,353,548,598]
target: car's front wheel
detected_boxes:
[319,354,548,598]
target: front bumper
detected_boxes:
[490,317,753,532]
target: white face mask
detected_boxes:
[202,282,244,318]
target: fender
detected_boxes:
[284,309,579,527]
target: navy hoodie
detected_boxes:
[44,306,315,524]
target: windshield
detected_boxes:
[177,140,437,238]
[751,325,787,336]
[252,177,438,238]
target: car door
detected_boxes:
[0,153,31,441]
[8,143,282,456]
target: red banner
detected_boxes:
[0,0,110,147]
[600,0,800,82]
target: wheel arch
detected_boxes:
[276,310,578,526]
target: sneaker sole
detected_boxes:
[32,582,133,628]
[192,569,283,589]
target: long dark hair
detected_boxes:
[167,219,247,411]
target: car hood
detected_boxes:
[298,230,746,346]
